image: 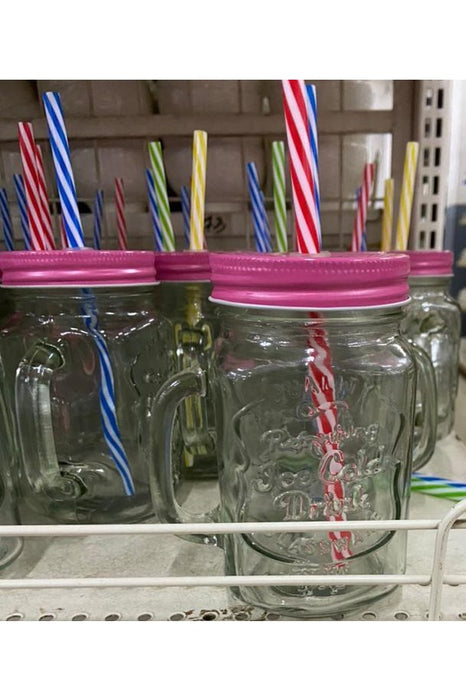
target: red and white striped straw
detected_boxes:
[114,177,127,250]
[351,163,374,252]
[282,80,319,254]
[59,214,68,248]
[35,144,56,250]
[18,122,48,251]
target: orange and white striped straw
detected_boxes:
[380,178,394,251]
[189,130,208,251]
[351,163,374,252]
[18,122,49,250]
[395,142,419,251]
[35,144,56,250]
[114,177,128,250]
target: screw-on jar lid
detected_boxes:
[0,250,158,287]
[154,251,211,282]
[405,250,453,277]
[209,251,410,309]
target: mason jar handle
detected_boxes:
[410,341,438,470]
[149,366,219,546]
[15,341,84,499]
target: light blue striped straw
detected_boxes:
[13,174,31,250]
[0,188,14,251]
[42,91,134,496]
[145,168,164,251]
[247,162,271,253]
[306,84,322,248]
[411,473,466,502]
[180,185,191,249]
[93,190,104,250]
[42,92,85,249]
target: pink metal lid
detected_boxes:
[154,251,211,282]
[405,250,453,277]
[0,250,158,287]
[209,251,411,309]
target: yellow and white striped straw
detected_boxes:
[395,142,419,251]
[148,141,175,251]
[189,130,208,251]
[380,178,394,251]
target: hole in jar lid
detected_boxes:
[71,613,88,621]
[201,611,218,621]
[394,611,409,620]
[137,613,153,621]
[169,612,186,621]
[39,613,55,621]
[361,611,377,620]
[6,613,23,621]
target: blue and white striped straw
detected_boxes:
[180,185,191,249]
[247,162,272,253]
[93,190,104,250]
[411,473,466,502]
[13,174,32,250]
[42,91,134,496]
[260,190,273,252]
[305,84,322,248]
[145,168,164,251]
[42,92,85,249]
[0,188,14,251]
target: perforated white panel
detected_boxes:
[411,81,453,250]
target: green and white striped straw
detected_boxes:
[148,141,175,251]
[272,141,287,252]
[411,473,466,502]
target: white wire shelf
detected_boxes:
[1,431,466,622]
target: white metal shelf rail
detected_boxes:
[1,499,466,621]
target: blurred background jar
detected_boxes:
[401,250,461,441]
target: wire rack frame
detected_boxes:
[1,498,466,621]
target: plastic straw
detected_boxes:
[395,142,419,251]
[272,141,287,252]
[18,122,48,250]
[0,189,14,251]
[34,144,55,250]
[189,130,208,251]
[283,80,351,562]
[13,174,31,250]
[247,162,271,253]
[114,178,127,250]
[351,163,374,252]
[305,84,322,248]
[411,473,466,501]
[180,185,191,250]
[148,141,175,251]
[282,80,319,254]
[260,190,272,252]
[42,93,85,249]
[145,169,163,251]
[42,90,134,496]
[355,187,368,251]
[93,190,104,250]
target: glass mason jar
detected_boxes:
[150,252,437,618]
[0,250,172,524]
[154,252,219,481]
[401,251,461,441]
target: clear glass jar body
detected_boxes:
[0,286,172,524]
[155,281,219,480]
[210,305,420,616]
[401,277,461,440]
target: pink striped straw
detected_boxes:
[34,144,56,250]
[114,177,127,250]
[18,122,49,251]
[282,80,319,254]
[351,163,374,252]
